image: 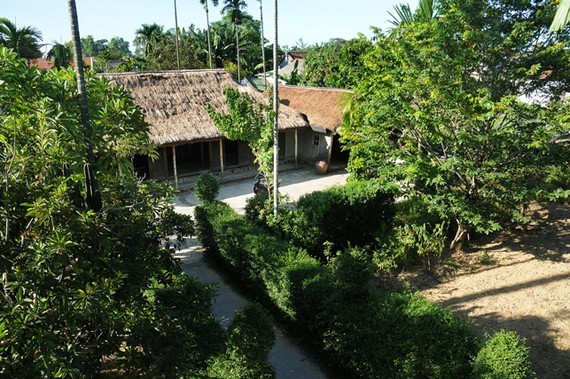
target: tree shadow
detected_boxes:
[473,202,570,263]
[449,306,570,379]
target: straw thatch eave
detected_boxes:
[276,85,353,133]
[101,69,308,146]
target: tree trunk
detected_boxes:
[259,0,267,88]
[173,0,181,70]
[450,218,468,252]
[273,0,279,216]
[235,24,241,82]
[206,2,213,68]
[68,0,101,211]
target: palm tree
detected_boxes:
[0,17,43,59]
[47,41,73,68]
[134,23,164,60]
[258,0,267,88]
[222,0,247,82]
[551,0,570,31]
[388,0,437,32]
[199,0,219,68]
[68,0,101,211]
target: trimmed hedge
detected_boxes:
[195,202,481,378]
[295,180,395,258]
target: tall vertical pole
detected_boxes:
[205,1,213,68]
[259,0,267,89]
[273,0,279,216]
[174,0,181,70]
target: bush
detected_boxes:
[296,180,395,259]
[375,196,449,270]
[473,330,535,379]
[194,202,481,378]
[195,171,220,203]
[202,304,275,379]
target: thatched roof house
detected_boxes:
[101,70,311,183]
[102,69,308,146]
[277,86,353,133]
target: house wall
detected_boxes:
[297,129,331,163]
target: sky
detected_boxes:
[1,0,403,54]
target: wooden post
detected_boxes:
[172,145,179,188]
[295,129,298,168]
[219,138,225,176]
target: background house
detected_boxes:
[277,85,353,166]
[103,69,309,186]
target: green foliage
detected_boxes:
[375,197,449,270]
[0,49,276,377]
[473,330,535,379]
[194,202,482,378]
[342,0,570,250]
[302,36,373,89]
[0,17,43,59]
[207,88,275,196]
[195,171,220,203]
[295,180,395,259]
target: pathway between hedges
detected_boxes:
[173,168,348,378]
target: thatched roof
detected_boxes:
[277,86,353,133]
[102,69,308,146]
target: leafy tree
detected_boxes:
[80,35,109,57]
[341,0,570,251]
[302,36,373,89]
[108,36,132,57]
[207,88,275,197]
[47,41,73,68]
[0,17,43,59]
[146,30,204,71]
[1,46,278,378]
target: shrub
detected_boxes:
[375,196,449,270]
[296,180,394,259]
[194,202,481,378]
[473,330,535,379]
[203,304,276,379]
[195,171,220,203]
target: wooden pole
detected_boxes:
[219,138,225,176]
[273,0,279,216]
[295,129,298,168]
[172,145,179,188]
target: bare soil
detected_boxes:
[397,203,570,379]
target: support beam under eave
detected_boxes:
[172,145,179,189]
[295,129,298,168]
[219,138,225,176]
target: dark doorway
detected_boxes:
[330,134,349,165]
[133,154,150,179]
[166,142,211,176]
[224,140,239,167]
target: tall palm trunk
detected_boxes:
[272,0,279,215]
[205,1,213,68]
[173,0,181,70]
[67,0,101,211]
[235,24,241,82]
[259,0,267,88]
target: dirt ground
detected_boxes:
[400,203,570,379]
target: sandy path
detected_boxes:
[419,203,570,379]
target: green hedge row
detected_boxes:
[195,202,480,378]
